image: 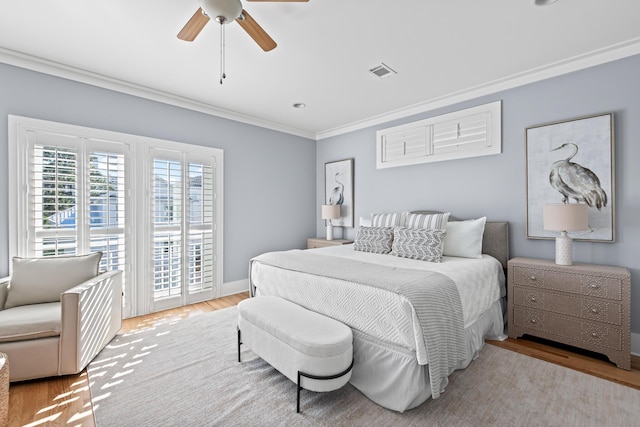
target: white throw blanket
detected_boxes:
[250,249,468,398]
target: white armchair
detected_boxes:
[0,253,122,382]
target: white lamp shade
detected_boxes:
[321,204,341,220]
[543,204,588,232]
[199,0,242,22]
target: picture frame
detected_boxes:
[526,113,615,242]
[324,158,354,228]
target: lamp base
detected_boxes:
[555,231,573,265]
[326,223,334,241]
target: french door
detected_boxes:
[148,149,218,312]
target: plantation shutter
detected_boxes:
[432,112,491,155]
[150,149,217,307]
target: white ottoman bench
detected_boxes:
[237,296,353,413]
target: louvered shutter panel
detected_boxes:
[433,112,491,154]
[381,126,430,163]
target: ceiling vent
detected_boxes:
[369,63,397,78]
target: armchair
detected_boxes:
[0,253,122,382]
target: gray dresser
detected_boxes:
[507,257,631,370]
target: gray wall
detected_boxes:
[0,63,316,284]
[316,54,640,335]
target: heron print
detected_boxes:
[526,114,614,242]
[549,142,607,209]
[324,158,354,228]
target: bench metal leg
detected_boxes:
[296,358,354,414]
[237,326,242,363]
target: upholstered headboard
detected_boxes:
[411,211,510,269]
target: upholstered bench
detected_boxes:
[237,296,353,413]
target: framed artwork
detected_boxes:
[526,113,614,242]
[324,158,354,228]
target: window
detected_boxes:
[376,100,502,169]
[8,116,223,318]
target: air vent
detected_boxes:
[369,63,397,78]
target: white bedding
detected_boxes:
[250,244,506,366]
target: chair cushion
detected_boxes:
[0,302,61,342]
[4,252,102,309]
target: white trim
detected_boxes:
[3,39,640,141]
[631,332,640,357]
[220,279,250,297]
[0,47,314,140]
[317,38,640,140]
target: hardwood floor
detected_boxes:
[6,292,640,426]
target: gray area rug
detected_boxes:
[88,306,640,426]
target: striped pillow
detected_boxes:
[371,212,403,227]
[391,227,446,262]
[405,212,450,230]
[353,227,394,254]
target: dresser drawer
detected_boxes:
[512,286,622,326]
[513,307,622,351]
[512,266,623,301]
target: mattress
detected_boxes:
[250,244,506,366]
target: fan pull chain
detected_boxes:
[219,20,226,85]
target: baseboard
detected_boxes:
[632,332,640,357]
[220,279,249,297]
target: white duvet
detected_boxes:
[250,244,505,365]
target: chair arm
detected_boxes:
[0,278,10,311]
[59,270,123,375]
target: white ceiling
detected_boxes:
[1,0,640,140]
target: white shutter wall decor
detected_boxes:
[376,100,501,169]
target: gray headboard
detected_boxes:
[411,211,510,269]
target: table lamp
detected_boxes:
[321,204,341,241]
[543,203,588,265]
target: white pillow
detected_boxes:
[443,217,486,259]
[359,216,372,227]
[5,252,103,309]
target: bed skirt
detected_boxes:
[349,298,506,412]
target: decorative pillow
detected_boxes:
[371,212,403,227]
[443,217,487,259]
[391,227,446,262]
[405,212,450,230]
[359,216,372,227]
[353,227,394,254]
[4,252,103,309]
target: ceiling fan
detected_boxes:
[177,0,309,52]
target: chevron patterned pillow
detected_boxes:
[353,226,394,254]
[391,227,446,262]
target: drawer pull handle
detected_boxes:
[530,319,537,324]
[590,284,600,289]
[530,297,537,302]
[591,308,599,314]
[591,332,599,338]
[529,276,537,281]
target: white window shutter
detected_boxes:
[376,101,501,168]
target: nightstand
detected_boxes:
[306,238,353,249]
[507,257,631,370]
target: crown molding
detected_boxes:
[316,37,640,140]
[0,47,315,140]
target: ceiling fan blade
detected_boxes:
[177,8,210,41]
[236,9,277,52]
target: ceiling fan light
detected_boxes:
[199,0,243,23]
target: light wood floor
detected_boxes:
[7,292,640,426]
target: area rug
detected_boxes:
[88,306,640,426]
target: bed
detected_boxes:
[249,212,509,412]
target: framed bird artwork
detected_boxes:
[525,113,615,242]
[324,158,354,228]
